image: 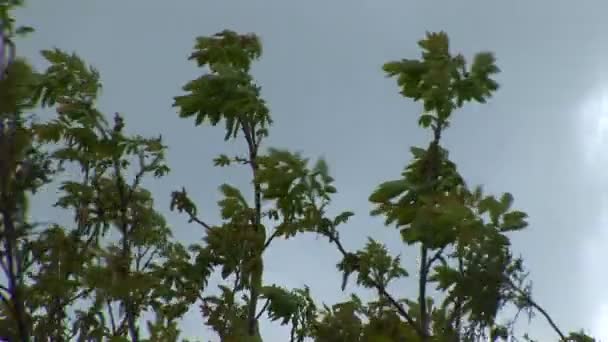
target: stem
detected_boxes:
[419,244,429,340]
[255,299,270,320]
[187,213,212,231]
[241,120,263,337]
[1,209,28,342]
[0,23,5,78]
[416,122,443,340]
[113,154,139,342]
[262,229,280,251]
[453,255,464,338]
[506,278,566,341]
[377,283,424,336]
[107,300,117,335]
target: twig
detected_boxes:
[255,299,270,320]
[262,229,280,251]
[141,248,159,271]
[425,246,446,271]
[506,277,567,341]
[107,300,117,335]
[187,214,212,231]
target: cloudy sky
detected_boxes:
[14,0,608,340]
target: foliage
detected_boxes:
[0,3,596,342]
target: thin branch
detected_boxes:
[425,246,446,271]
[135,245,151,271]
[128,150,162,203]
[418,244,429,339]
[1,208,29,341]
[128,151,147,201]
[107,300,117,335]
[111,138,140,342]
[231,269,241,293]
[506,278,566,341]
[141,248,159,271]
[324,229,426,339]
[187,214,212,231]
[240,120,264,337]
[68,289,93,303]
[375,283,426,337]
[255,299,270,320]
[262,229,280,251]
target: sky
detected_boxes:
[13,0,608,340]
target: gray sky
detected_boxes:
[15,0,608,340]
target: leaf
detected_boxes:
[410,146,427,158]
[499,192,514,212]
[333,211,354,226]
[260,285,300,324]
[219,184,246,203]
[418,114,434,128]
[213,154,232,167]
[500,210,528,232]
[15,25,34,35]
[369,179,409,203]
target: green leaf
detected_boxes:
[15,25,34,35]
[369,179,409,203]
[213,154,232,167]
[500,210,528,232]
[418,114,434,128]
[333,211,354,226]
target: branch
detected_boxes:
[425,246,446,271]
[68,288,93,303]
[187,214,212,231]
[262,229,280,251]
[107,300,117,335]
[141,248,159,271]
[324,229,426,339]
[255,298,270,320]
[231,269,241,293]
[506,277,567,341]
[128,150,163,203]
[375,283,426,337]
[135,245,150,271]
[127,151,148,203]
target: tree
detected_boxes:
[0,1,53,340]
[310,31,570,341]
[0,1,598,341]
[170,30,335,341]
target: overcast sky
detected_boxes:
[15,0,608,340]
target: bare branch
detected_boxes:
[255,298,270,320]
[262,229,280,251]
[141,248,159,271]
[188,214,212,231]
[425,246,446,271]
[107,300,117,335]
[506,277,567,341]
